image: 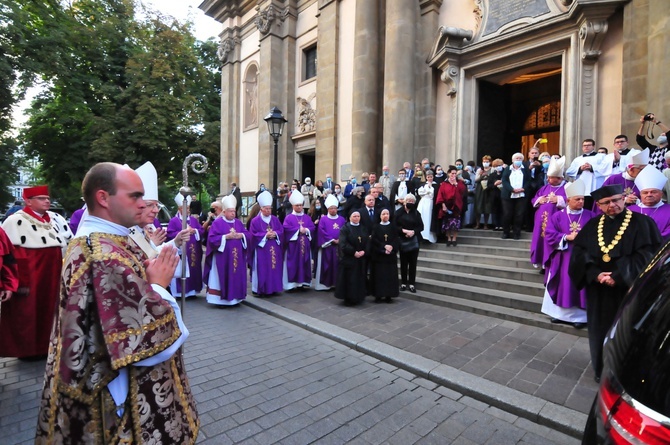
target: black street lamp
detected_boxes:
[264,107,288,216]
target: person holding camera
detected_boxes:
[637,114,670,171]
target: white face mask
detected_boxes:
[482,162,490,168]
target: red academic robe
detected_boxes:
[0,209,71,357]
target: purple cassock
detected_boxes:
[282,212,316,290]
[204,217,251,305]
[542,208,594,321]
[249,214,284,296]
[629,203,670,241]
[592,173,639,214]
[70,208,85,236]
[530,183,567,266]
[315,214,345,290]
[166,215,205,297]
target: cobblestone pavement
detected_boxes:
[1,297,579,444]
[252,289,598,416]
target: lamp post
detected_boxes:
[264,107,288,215]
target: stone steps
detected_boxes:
[410,229,587,336]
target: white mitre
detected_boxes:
[289,190,304,205]
[135,162,158,201]
[257,190,273,207]
[565,179,586,198]
[635,162,667,191]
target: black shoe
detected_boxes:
[513,234,521,240]
[573,322,587,330]
[400,284,407,291]
[594,375,601,384]
[501,233,509,239]
[409,285,416,293]
[550,317,561,324]
[538,268,545,275]
[452,240,457,247]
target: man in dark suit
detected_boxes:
[324,173,336,193]
[230,182,242,216]
[371,183,391,213]
[390,169,415,211]
[359,194,380,231]
[501,153,532,240]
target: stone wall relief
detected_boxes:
[579,19,608,108]
[217,37,240,64]
[254,4,289,34]
[244,64,259,129]
[296,93,317,134]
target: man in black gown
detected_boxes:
[569,184,662,381]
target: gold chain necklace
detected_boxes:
[597,209,632,262]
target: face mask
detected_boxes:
[326,178,331,182]
[335,189,341,194]
[456,165,463,170]
[658,135,668,145]
[542,162,550,169]
[436,170,443,175]
[405,203,415,210]
[398,176,405,181]
[482,162,490,168]
[513,160,523,167]
[260,186,265,191]
[351,179,357,185]
[383,171,389,176]
[305,180,311,185]
[423,164,430,169]
[315,205,321,210]
[496,166,503,172]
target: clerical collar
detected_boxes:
[582,151,597,157]
[638,201,663,209]
[350,222,360,226]
[78,215,130,237]
[260,214,271,223]
[380,221,390,225]
[567,208,583,214]
[223,217,235,223]
[327,214,339,219]
[292,211,304,216]
[623,171,634,181]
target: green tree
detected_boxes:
[10,0,220,212]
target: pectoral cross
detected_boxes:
[358,236,362,243]
[230,228,237,235]
[384,234,388,241]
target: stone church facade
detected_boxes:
[199,0,669,193]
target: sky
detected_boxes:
[11,0,221,127]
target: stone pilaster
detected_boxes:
[414,0,442,164]
[218,30,242,193]
[257,0,297,187]
[315,0,339,182]
[351,0,380,177]
[382,0,416,173]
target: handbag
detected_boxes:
[400,236,419,252]
[481,179,488,190]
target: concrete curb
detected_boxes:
[244,296,586,439]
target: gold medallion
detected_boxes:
[603,253,611,262]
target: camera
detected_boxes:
[644,113,655,121]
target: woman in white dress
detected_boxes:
[417,170,438,243]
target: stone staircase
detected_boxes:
[404,228,588,338]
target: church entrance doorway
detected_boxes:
[476,62,562,164]
[298,150,315,185]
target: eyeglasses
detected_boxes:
[598,196,624,206]
[29,196,50,201]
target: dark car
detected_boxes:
[582,244,670,444]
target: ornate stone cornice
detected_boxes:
[579,19,608,61]
[217,37,240,64]
[254,4,289,34]
[419,0,443,15]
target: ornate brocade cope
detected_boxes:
[36,233,199,444]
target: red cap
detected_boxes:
[22,185,49,200]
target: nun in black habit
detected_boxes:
[335,209,370,305]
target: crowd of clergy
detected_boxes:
[0,116,668,387]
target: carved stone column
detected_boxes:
[577,19,608,142]
[218,31,242,191]
[351,0,380,177]
[382,0,417,173]
[415,0,443,164]
[315,0,339,182]
[256,1,297,188]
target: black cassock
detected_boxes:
[370,222,400,300]
[569,210,662,378]
[336,223,370,305]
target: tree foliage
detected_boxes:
[1,0,221,212]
